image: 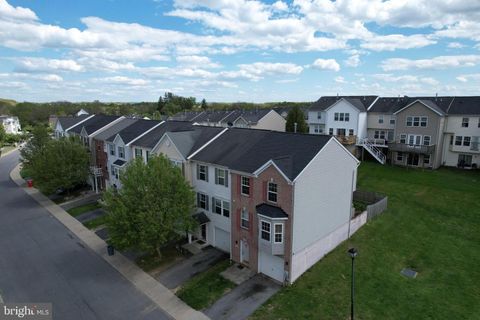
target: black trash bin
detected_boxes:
[107,245,115,256]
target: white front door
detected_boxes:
[241,240,249,264]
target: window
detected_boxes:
[196,193,209,210]
[241,176,250,196]
[396,152,404,161]
[423,136,431,146]
[118,146,125,159]
[423,155,430,164]
[241,208,249,229]
[478,118,480,128]
[420,117,427,127]
[197,164,208,181]
[110,165,115,176]
[313,124,321,133]
[334,112,349,122]
[215,168,228,187]
[406,116,413,127]
[317,112,322,119]
[146,150,150,162]
[274,224,283,243]
[379,115,384,124]
[261,221,271,241]
[407,116,427,127]
[408,135,421,146]
[462,117,469,128]
[463,136,471,147]
[268,182,278,203]
[329,128,333,135]
[458,154,473,167]
[400,134,407,144]
[390,117,395,125]
[450,135,454,145]
[374,130,385,139]
[334,113,339,121]
[135,148,142,159]
[387,131,394,141]
[345,113,350,121]
[455,136,463,146]
[339,113,344,121]
[212,198,230,217]
[349,129,354,136]
[108,144,115,156]
[413,117,420,127]
[337,128,346,136]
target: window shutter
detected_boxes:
[249,177,253,195]
[263,181,267,201]
[214,168,218,184]
[206,195,209,210]
[211,197,215,212]
[225,170,229,187]
[205,166,209,182]
[196,164,200,180]
[237,175,241,195]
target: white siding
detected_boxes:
[441,115,480,167]
[291,139,358,282]
[357,112,368,139]
[325,100,360,136]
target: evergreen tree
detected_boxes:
[285,106,308,133]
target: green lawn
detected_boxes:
[136,244,186,272]
[177,259,235,310]
[67,202,102,217]
[252,162,480,320]
[83,214,108,229]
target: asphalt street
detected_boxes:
[0,151,170,319]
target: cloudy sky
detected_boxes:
[1,0,480,102]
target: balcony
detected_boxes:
[449,140,480,153]
[335,135,357,145]
[389,143,435,155]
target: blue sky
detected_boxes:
[1,0,480,102]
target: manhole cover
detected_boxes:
[401,268,418,278]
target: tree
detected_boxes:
[20,125,50,167]
[0,124,5,147]
[103,155,196,258]
[201,98,207,110]
[26,137,90,194]
[286,106,308,133]
[157,96,165,113]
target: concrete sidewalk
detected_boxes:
[10,164,208,320]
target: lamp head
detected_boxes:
[348,247,358,258]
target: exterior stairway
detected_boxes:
[357,138,386,164]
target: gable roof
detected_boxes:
[256,203,288,219]
[191,128,332,181]
[91,118,138,141]
[68,115,121,135]
[131,120,196,148]
[170,109,279,126]
[370,96,455,114]
[446,97,480,115]
[164,126,225,158]
[56,115,90,130]
[393,98,449,116]
[106,119,160,145]
[310,96,378,112]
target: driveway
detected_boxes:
[156,246,228,289]
[0,151,171,319]
[204,274,281,320]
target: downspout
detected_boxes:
[347,167,357,240]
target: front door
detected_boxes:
[241,240,249,264]
[407,153,419,166]
[201,224,207,240]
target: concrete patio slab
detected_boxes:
[220,264,255,285]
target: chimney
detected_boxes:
[336,93,339,99]
[435,93,438,101]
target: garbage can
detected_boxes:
[26,179,33,188]
[107,245,115,256]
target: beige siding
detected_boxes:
[253,110,286,131]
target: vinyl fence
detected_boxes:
[353,190,388,221]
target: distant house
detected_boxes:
[76,109,89,117]
[170,109,286,131]
[0,115,22,135]
[53,114,93,138]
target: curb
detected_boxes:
[0,146,19,158]
[10,163,209,320]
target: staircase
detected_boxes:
[358,138,386,164]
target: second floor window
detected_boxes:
[423,136,431,146]
[329,128,333,135]
[349,129,354,136]
[261,221,270,241]
[274,224,283,243]
[379,115,384,124]
[241,176,250,195]
[108,144,115,156]
[463,136,471,147]
[135,148,142,159]
[400,134,407,144]
[462,117,469,127]
[374,130,385,139]
[334,112,350,122]
[212,198,230,218]
[215,168,228,187]
[241,208,249,229]
[317,112,322,119]
[455,136,462,146]
[406,116,428,127]
[197,164,208,181]
[268,182,278,203]
[118,146,125,159]
[390,117,395,125]
[197,193,209,210]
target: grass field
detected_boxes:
[66,202,101,217]
[252,162,480,320]
[177,259,235,310]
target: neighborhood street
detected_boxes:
[0,151,170,319]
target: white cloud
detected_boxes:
[361,34,436,51]
[14,58,84,73]
[447,42,466,49]
[456,73,480,82]
[0,0,37,21]
[334,76,347,84]
[275,78,299,83]
[176,55,221,68]
[373,73,439,86]
[381,55,480,71]
[272,1,288,11]
[237,62,303,76]
[95,76,149,86]
[312,58,340,72]
[345,54,360,67]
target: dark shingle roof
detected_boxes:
[193,211,210,224]
[56,115,90,130]
[169,111,205,121]
[370,96,455,114]
[256,203,288,218]
[106,119,160,144]
[131,121,196,148]
[92,118,138,140]
[191,128,332,180]
[113,159,126,166]
[310,96,378,112]
[447,97,480,115]
[167,126,224,157]
[68,115,121,135]
[170,109,278,125]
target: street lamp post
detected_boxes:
[348,248,358,320]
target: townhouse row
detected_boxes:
[307,96,480,169]
[54,114,360,284]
